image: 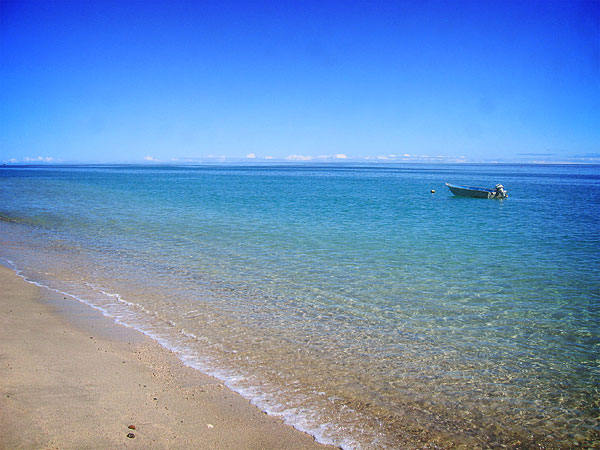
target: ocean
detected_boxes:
[1,163,598,449]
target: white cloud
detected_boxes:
[206,155,228,161]
[144,155,157,161]
[334,153,347,159]
[24,156,53,162]
[246,153,256,159]
[9,158,18,163]
[264,156,273,160]
[286,154,313,161]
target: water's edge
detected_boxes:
[0,258,348,449]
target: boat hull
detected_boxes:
[445,183,504,199]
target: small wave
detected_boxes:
[0,213,27,224]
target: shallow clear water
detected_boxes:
[1,164,598,449]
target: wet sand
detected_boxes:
[0,265,337,449]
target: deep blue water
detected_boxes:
[1,163,598,449]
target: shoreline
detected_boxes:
[0,265,338,449]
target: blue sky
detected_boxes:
[1,0,599,164]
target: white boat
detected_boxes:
[445,183,508,199]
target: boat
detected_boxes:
[445,183,508,199]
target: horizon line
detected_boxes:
[3,159,600,167]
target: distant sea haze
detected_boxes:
[1,163,598,449]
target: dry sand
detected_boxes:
[0,265,338,449]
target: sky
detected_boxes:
[1,0,599,164]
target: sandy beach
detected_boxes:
[0,265,336,450]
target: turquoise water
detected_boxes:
[1,164,598,449]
